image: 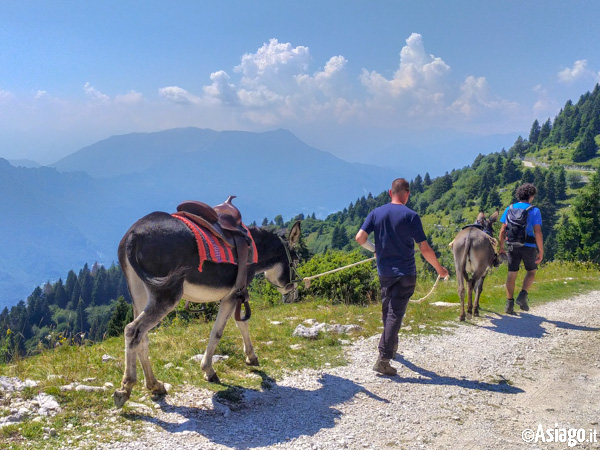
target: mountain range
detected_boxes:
[1,128,401,309]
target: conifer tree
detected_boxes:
[573,127,598,162]
[529,119,540,144]
[106,296,133,338]
[556,167,567,200]
[54,279,69,309]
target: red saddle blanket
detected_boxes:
[172,214,258,272]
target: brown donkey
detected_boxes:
[451,211,504,321]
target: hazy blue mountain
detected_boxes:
[7,159,42,168]
[2,128,401,309]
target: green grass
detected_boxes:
[0,261,599,449]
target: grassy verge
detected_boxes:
[1,261,598,449]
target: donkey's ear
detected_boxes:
[288,220,302,246]
[489,209,499,223]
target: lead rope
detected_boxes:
[409,274,449,303]
[302,257,376,289]
[302,257,448,302]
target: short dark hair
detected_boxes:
[515,183,537,202]
[391,178,410,195]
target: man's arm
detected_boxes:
[417,241,449,278]
[534,224,544,264]
[355,229,375,253]
[498,223,508,254]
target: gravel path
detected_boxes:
[99,291,600,450]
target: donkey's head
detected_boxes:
[475,210,499,237]
[262,221,302,295]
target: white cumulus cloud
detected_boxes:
[558,60,588,83]
[360,33,450,109]
[83,82,110,102]
[159,86,201,105]
[203,70,239,105]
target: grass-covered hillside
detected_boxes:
[299,84,600,272]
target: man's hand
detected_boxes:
[437,266,449,279]
[535,251,543,264]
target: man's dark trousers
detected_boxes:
[379,275,417,360]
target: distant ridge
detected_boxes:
[1,128,402,308]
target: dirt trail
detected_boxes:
[100,291,600,450]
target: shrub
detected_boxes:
[298,250,379,305]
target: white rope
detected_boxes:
[303,257,447,303]
[302,256,376,288]
[409,274,449,303]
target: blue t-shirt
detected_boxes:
[500,202,542,248]
[360,203,427,277]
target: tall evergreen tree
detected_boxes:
[570,168,600,262]
[64,270,78,303]
[529,119,541,144]
[544,171,557,203]
[556,167,567,200]
[502,158,521,184]
[538,118,552,145]
[411,174,424,193]
[76,298,87,333]
[54,279,69,309]
[573,127,598,162]
[331,224,349,250]
[106,297,133,338]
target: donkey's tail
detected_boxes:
[123,231,188,290]
[460,231,474,282]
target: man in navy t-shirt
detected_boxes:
[499,183,544,314]
[356,178,448,376]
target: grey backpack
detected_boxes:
[505,204,535,246]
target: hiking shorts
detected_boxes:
[507,245,538,272]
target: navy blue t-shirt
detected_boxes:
[360,203,427,277]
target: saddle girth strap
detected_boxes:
[232,234,251,321]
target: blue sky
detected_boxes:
[1,0,600,170]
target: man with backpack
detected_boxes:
[498,183,544,314]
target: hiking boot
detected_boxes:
[504,298,515,315]
[373,357,397,376]
[516,290,529,311]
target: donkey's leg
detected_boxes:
[456,272,466,322]
[113,266,146,408]
[235,318,259,366]
[473,277,485,317]
[113,289,180,407]
[201,297,237,383]
[466,280,474,319]
[137,332,167,397]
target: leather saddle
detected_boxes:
[175,195,248,247]
[174,196,252,321]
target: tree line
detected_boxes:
[0,263,133,362]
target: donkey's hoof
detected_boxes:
[459,315,466,322]
[246,356,260,367]
[474,311,480,317]
[205,372,221,384]
[113,389,130,408]
[151,381,168,399]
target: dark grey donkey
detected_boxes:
[450,210,504,321]
[113,211,301,408]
